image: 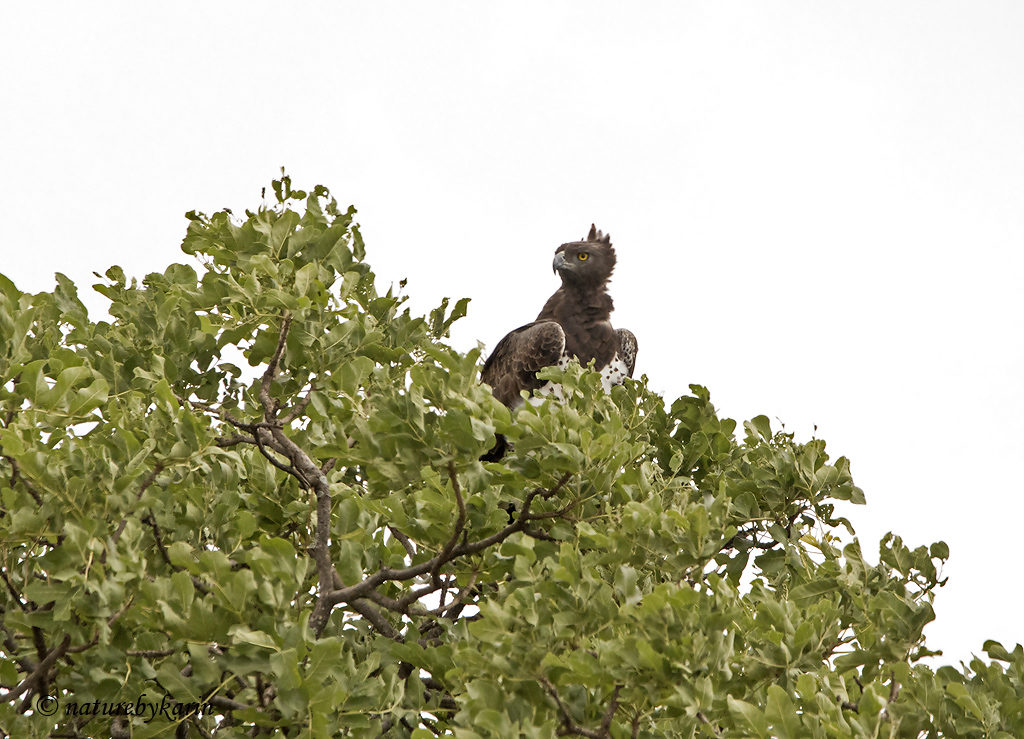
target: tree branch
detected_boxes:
[110,463,166,546]
[696,711,722,737]
[142,510,211,595]
[252,428,306,485]
[259,311,293,423]
[318,473,574,614]
[431,461,467,585]
[431,572,478,616]
[5,456,43,505]
[280,380,316,425]
[388,526,417,560]
[66,596,134,654]
[0,634,71,707]
[599,686,621,735]
[126,648,176,658]
[541,678,622,738]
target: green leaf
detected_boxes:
[930,540,949,559]
[68,376,109,415]
[727,696,770,738]
[229,626,279,650]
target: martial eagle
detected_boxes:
[480,225,638,460]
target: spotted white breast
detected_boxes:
[530,350,629,405]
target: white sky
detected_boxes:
[3,3,1022,665]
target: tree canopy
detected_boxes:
[1,178,1022,738]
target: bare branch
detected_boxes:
[349,599,403,642]
[1,623,37,676]
[206,694,252,712]
[696,711,722,737]
[363,587,434,618]
[0,568,29,611]
[523,527,560,542]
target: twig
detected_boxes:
[431,462,467,585]
[317,473,574,613]
[696,711,722,737]
[66,596,134,654]
[214,434,256,448]
[252,428,306,485]
[258,312,293,423]
[388,526,417,560]
[141,511,211,595]
[5,457,43,505]
[541,676,612,738]
[0,569,29,610]
[126,648,176,658]
[430,572,478,616]
[599,686,621,735]
[280,380,316,425]
[881,671,901,721]
[110,464,166,546]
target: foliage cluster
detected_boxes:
[1,179,1022,737]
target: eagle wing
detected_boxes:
[616,328,638,377]
[481,320,566,407]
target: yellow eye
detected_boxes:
[577,252,589,261]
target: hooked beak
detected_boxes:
[552,251,568,274]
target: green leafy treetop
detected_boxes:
[1,178,1022,738]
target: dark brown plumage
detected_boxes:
[480,225,638,460]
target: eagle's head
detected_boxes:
[552,224,616,288]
